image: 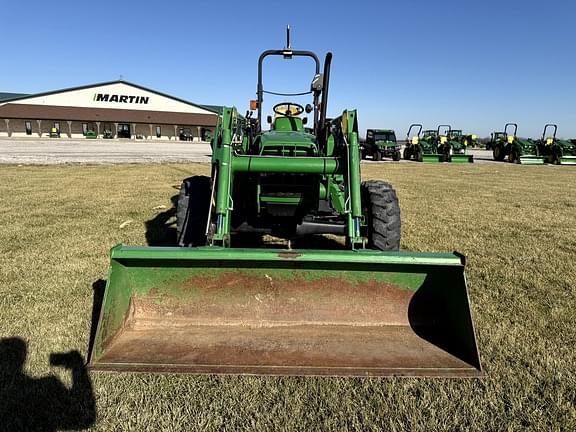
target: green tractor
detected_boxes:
[402,123,423,161]
[503,123,543,165]
[435,125,452,162]
[488,123,543,164]
[89,29,481,377]
[487,129,508,160]
[434,126,474,163]
[463,133,480,149]
[445,128,474,163]
[534,124,576,165]
[362,129,401,161]
[402,127,442,163]
[419,128,441,162]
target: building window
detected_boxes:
[156,126,161,138]
[82,123,88,136]
[25,121,32,135]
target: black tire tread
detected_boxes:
[176,176,211,246]
[361,180,401,251]
[415,148,423,162]
[403,147,410,160]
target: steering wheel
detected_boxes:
[273,102,304,117]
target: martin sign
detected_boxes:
[94,93,150,104]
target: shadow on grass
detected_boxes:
[145,195,178,246]
[143,193,345,250]
[0,338,96,432]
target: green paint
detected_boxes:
[260,196,303,204]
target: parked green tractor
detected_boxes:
[89,29,481,377]
[488,123,543,164]
[445,128,474,163]
[362,129,401,161]
[487,130,507,160]
[435,125,451,162]
[463,133,480,149]
[504,123,543,165]
[534,124,576,165]
[433,125,473,163]
[402,123,424,161]
[419,129,441,162]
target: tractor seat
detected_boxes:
[273,116,304,132]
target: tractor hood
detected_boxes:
[260,130,319,156]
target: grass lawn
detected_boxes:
[0,162,575,431]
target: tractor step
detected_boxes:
[89,246,482,377]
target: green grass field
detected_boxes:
[0,162,575,431]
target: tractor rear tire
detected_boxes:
[361,181,401,251]
[493,144,505,161]
[177,176,212,247]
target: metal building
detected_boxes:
[0,80,218,141]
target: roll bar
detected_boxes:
[504,123,518,138]
[542,124,557,140]
[437,125,452,135]
[407,123,423,138]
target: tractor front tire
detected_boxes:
[509,149,520,164]
[403,147,411,160]
[177,176,212,246]
[374,151,382,161]
[414,147,423,162]
[392,151,401,161]
[362,181,401,251]
[552,147,562,165]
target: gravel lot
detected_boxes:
[0,139,212,164]
[0,138,496,164]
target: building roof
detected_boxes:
[200,104,226,114]
[0,92,29,102]
[0,80,220,113]
[0,103,216,126]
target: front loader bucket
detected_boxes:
[519,155,545,165]
[89,246,482,377]
[450,154,474,163]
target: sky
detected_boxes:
[1,0,575,137]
